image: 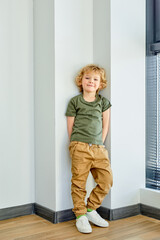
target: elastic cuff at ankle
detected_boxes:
[76,214,86,219]
[87,208,93,212]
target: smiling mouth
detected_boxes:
[87,85,94,87]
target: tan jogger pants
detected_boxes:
[69,141,113,217]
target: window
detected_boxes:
[146,54,160,189]
[146,0,160,190]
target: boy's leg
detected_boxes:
[69,142,92,218]
[87,146,113,210]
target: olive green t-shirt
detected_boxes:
[65,94,112,145]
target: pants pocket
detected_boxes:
[69,141,78,158]
[100,146,110,163]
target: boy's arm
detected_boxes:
[102,108,111,143]
[67,116,75,140]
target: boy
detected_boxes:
[65,64,113,233]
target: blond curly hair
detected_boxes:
[75,64,107,93]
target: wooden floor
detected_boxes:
[0,214,160,240]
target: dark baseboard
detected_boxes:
[34,203,75,223]
[1,203,160,222]
[98,204,160,221]
[110,204,141,220]
[97,206,110,220]
[97,204,140,221]
[34,204,142,223]
[34,203,56,223]
[0,204,34,221]
[55,208,76,223]
[140,204,160,220]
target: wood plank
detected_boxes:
[0,214,159,240]
[0,215,46,230]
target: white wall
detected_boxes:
[93,0,146,210]
[34,0,56,210]
[1,0,147,214]
[45,0,146,212]
[93,0,111,208]
[110,0,146,209]
[54,0,94,211]
[34,0,94,212]
[0,0,34,209]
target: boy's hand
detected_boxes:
[102,108,111,143]
[67,116,75,140]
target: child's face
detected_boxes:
[81,71,101,94]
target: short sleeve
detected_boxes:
[65,98,77,116]
[102,97,112,112]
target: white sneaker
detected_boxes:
[76,215,92,233]
[86,210,109,227]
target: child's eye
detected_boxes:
[86,77,89,79]
[94,79,98,81]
